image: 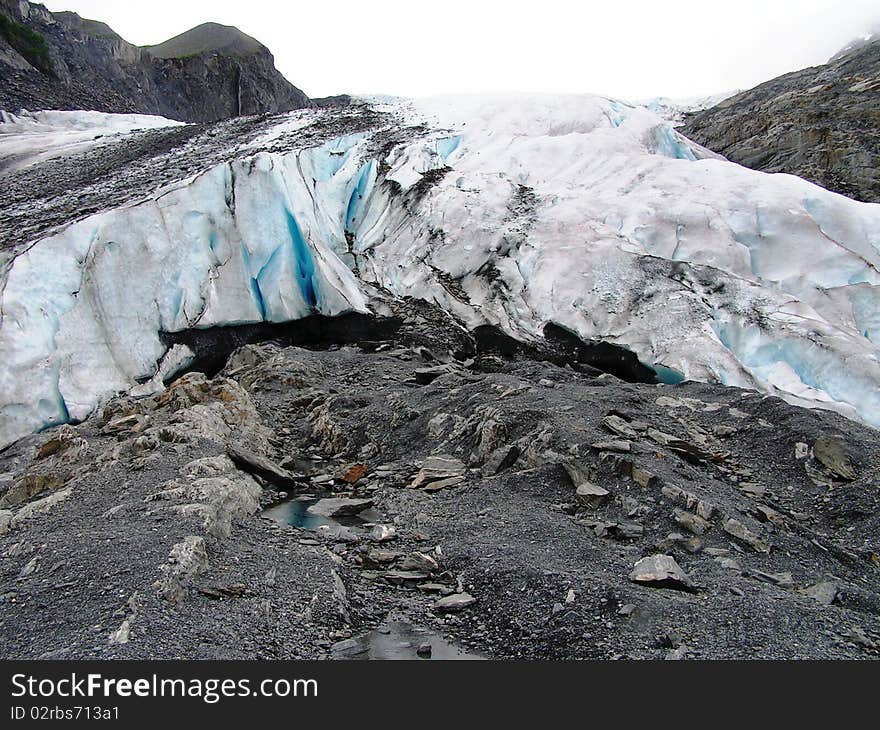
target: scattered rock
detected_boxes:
[747,570,795,588]
[156,469,261,539]
[370,525,398,542]
[801,581,839,606]
[629,555,697,592]
[365,550,402,565]
[674,508,712,536]
[410,455,467,488]
[563,460,610,508]
[18,556,39,578]
[398,552,439,573]
[610,522,645,540]
[657,532,703,554]
[10,487,73,529]
[417,643,433,658]
[307,497,374,518]
[422,475,466,492]
[417,583,455,595]
[415,365,458,384]
[665,645,692,660]
[591,440,632,453]
[576,482,611,508]
[381,570,430,585]
[753,504,785,529]
[666,438,713,464]
[722,518,770,554]
[108,618,131,645]
[481,445,521,476]
[153,536,209,603]
[713,425,738,438]
[432,593,476,612]
[342,464,368,484]
[812,436,856,481]
[841,626,877,650]
[34,425,89,462]
[738,482,766,498]
[226,444,305,489]
[632,466,658,489]
[603,415,639,439]
[1,473,65,509]
[103,413,148,435]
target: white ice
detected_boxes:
[1,95,879,448]
[0,109,185,171]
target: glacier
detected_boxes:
[1,94,879,448]
[0,109,185,171]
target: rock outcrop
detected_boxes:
[681,35,880,203]
[0,0,310,121]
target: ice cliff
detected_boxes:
[1,94,879,448]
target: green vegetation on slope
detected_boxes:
[0,12,52,74]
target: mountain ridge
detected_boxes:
[681,33,880,203]
[0,0,310,122]
[143,22,267,59]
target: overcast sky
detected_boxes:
[42,0,880,100]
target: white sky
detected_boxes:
[42,0,880,100]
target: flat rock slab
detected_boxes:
[591,440,632,453]
[423,475,465,492]
[307,497,374,518]
[630,554,697,592]
[602,415,639,439]
[432,592,476,612]
[415,365,459,384]
[748,570,795,588]
[226,445,305,489]
[411,455,467,488]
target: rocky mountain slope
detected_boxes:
[681,36,880,203]
[0,0,309,122]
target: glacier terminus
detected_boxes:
[1,94,879,449]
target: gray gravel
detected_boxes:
[1,308,878,659]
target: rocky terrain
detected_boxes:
[0,0,309,121]
[0,300,878,660]
[681,35,880,203]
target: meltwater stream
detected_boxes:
[260,494,382,541]
[331,614,485,660]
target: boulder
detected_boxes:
[226,444,306,489]
[307,498,374,518]
[410,455,467,489]
[153,536,209,603]
[630,554,697,592]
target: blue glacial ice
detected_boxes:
[653,125,697,160]
[713,317,880,428]
[2,95,880,449]
[0,148,369,447]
